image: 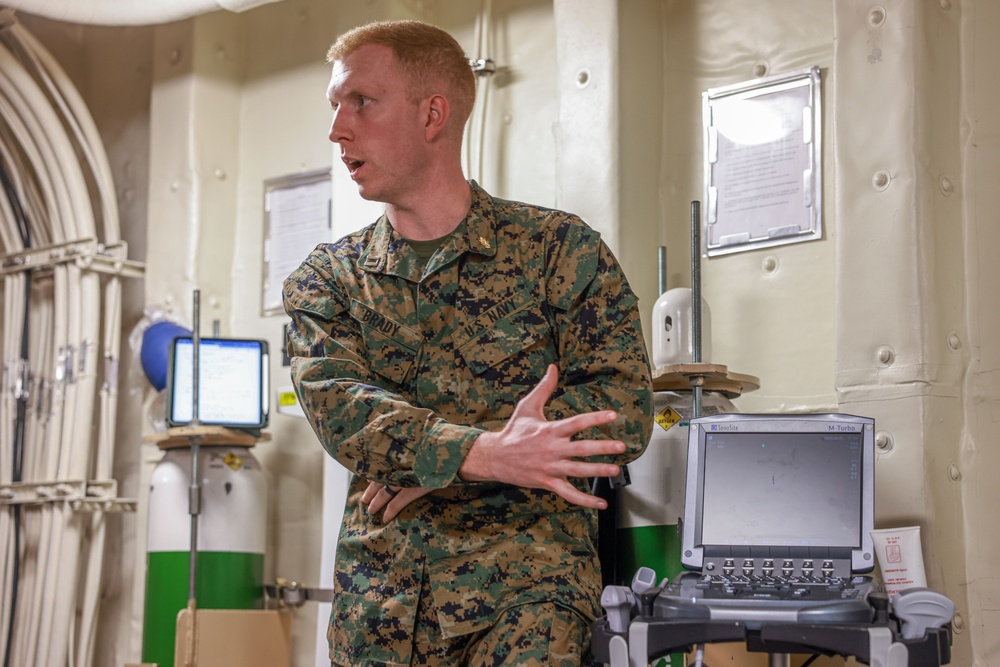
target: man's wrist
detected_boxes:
[457,430,495,483]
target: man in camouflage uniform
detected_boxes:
[283,19,653,667]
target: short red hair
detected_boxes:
[327,20,476,128]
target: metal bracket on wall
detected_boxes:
[0,478,137,512]
[264,578,335,609]
[0,237,145,279]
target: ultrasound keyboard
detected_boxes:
[653,571,875,625]
[683,572,872,602]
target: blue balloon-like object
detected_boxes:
[140,321,191,390]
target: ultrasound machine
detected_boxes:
[592,413,955,667]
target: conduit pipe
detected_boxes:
[0,67,68,244]
[3,23,125,664]
[7,22,120,242]
[1,0,284,27]
[0,156,46,252]
[1,13,133,667]
[0,52,89,237]
[1,34,76,667]
[465,0,495,186]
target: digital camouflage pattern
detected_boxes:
[284,182,653,666]
[402,598,587,667]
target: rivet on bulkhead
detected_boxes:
[876,345,895,366]
[952,611,964,634]
[940,176,955,196]
[874,431,894,453]
[868,5,887,29]
[872,170,891,191]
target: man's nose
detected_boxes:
[329,109,350,143]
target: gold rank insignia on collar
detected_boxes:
[478,236,491,249]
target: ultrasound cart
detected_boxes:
[592,585,953,667]
[594,414,955,667]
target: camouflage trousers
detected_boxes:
[332,599,591,667]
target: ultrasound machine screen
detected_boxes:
[700,430,864,548]
[680,413,875,574]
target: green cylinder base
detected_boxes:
[617,524,684,667]
[141,551,264,667]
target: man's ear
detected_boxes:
[424,94,451,141]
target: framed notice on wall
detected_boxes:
[261,169,331,316]
[702,66,822,257]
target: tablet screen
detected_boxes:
[166,337,269,429]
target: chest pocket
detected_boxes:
[452,288,550,376]
[350,300,421,385]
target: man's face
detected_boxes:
[327,44,429,204]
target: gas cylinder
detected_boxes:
[141,445,267,667]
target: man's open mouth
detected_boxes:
[343,157,364,176]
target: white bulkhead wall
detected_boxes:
[831,1,970,659]
[659,2,995,664]
[14,0,1000,665]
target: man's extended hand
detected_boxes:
[458,364,623,509]
[363,364,623,520]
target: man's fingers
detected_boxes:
[560,435,626,459]
[548,479,608,510]
[363,484,434,522]
[380,487,434,522]
[557,459,621,480]
[365,484,393,514]
[552,409,619,439]
[361,480,381,505]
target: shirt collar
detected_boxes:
[359,181,497,279]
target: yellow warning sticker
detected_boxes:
[279,391,298,407]
[223,451,244,471]
[654,406,683,431]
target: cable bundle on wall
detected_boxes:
[0,10,141,667]
[465,0,496,186]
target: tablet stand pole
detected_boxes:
[690,201,704,419]
[188,289,203,606]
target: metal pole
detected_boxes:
[690,202,703,419]
[188,290,202,604]
[657,246,668,296]
[768,653,790,667]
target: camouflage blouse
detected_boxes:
[283,182,653,666]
